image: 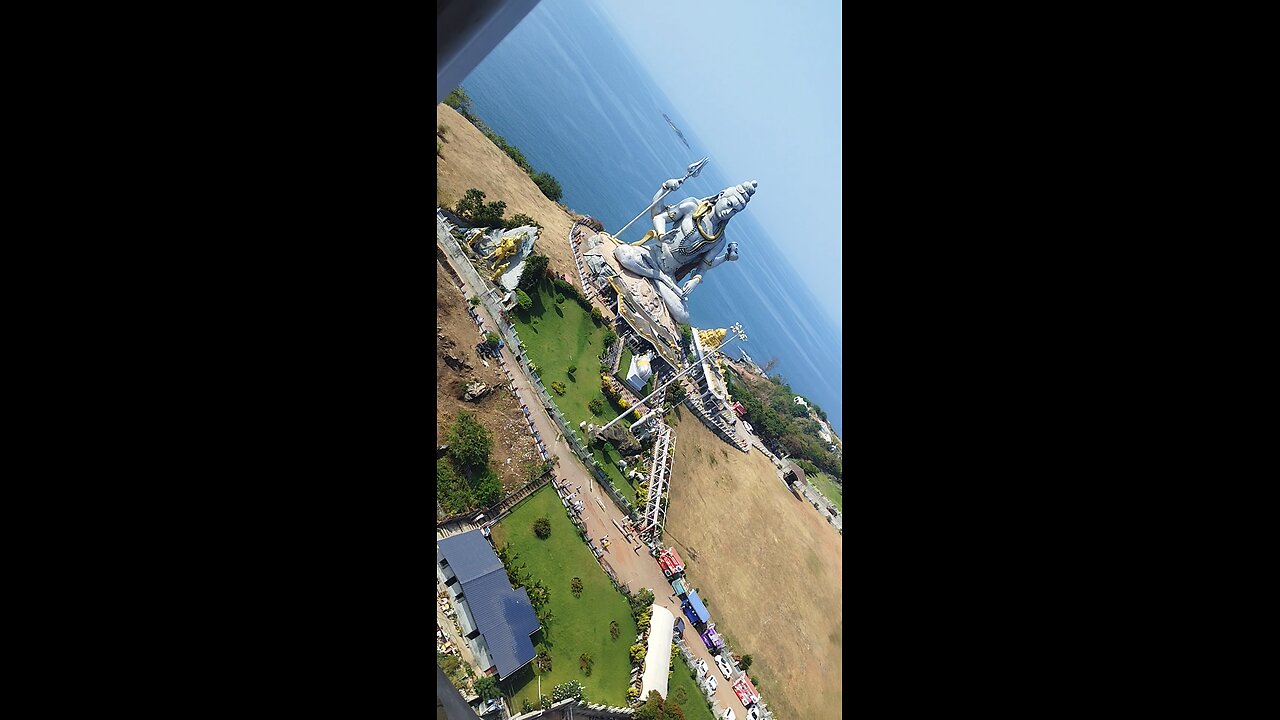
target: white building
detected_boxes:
[624,352,653,395]
[794,396,807,406]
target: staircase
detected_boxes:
[436,474,552,539]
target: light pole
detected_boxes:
[595,322,747,436]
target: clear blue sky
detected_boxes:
[595,0,843,329]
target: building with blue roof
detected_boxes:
[437,529,541,680]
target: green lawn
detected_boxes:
[666,660,716,720]
[577,428,640,507]
[491,485,637,709]
[808,471,843,513]
[515,281,614,430]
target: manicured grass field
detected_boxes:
[513,281,614,430]
[808,471,843,513]
[577,428,639,507]
[666,660,717,720]
[491,485,637,709]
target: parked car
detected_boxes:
[745,706,761,720]
[695,658,709,678]
[715,653,733,679]
[721,708,736,720]
[703,674,718,695]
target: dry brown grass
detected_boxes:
[435,104,581,290]
[436,258,539,492]
[666,418,843,720]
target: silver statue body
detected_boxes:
[613,178,757,325]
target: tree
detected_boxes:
[518,254,550,291]
[740,654,753,671]
[516,289,533,313]
[473,675,501,701]
[532,171,563,201]
[469,295,481,306]
[665,383,687,406]
[603,329,618,347]
[455,188,487,220]
[526,581,550,609]
[679,323,693,349]
[506,212,538,228]
[591,306,603,324]
[571,577,583,597]
[447,412,492,468]
[533,516,551,539]
[484,332,500,347]
[473,200,507,228]
[588,397,604,415]
[762,357,779,374]
[579,652,594,675]
[443,86,473,116]
[790,401,810,417]
[609,620,620,639]
[474,468,502,507]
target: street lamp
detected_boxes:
[595,322,747,436]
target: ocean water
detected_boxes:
[458,0,844,438]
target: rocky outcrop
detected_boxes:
[599,423,642,456]
[462,380,491,402]
[443,353,472,372]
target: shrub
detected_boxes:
[588,397,604,415]
[469,295,481,306]
[474,468,502,508]
[603,329,618,347]
[436,123,448,140]
[551,381,567,396]
[447,412,492,469]
[555,294,565,304]
[473,675,501,701]
[533,171,563,201]
[740,654,753,671]
[618,397,630,410]
[516,289,533,313]
[610,620,620,639]
[533,517,551,539]
[518,254,550,291]
[571,577,583,597]
[637,610,651,633]
[553,680,585,702]
[579,653,594,675]
[506,212,538,228]
[437,141,443,157]
[474,200,507,228]
[484,332,500,347]
[535,651,552,674]
[591,306,603,324]
[627,687,641,703]
[630,643,646,664]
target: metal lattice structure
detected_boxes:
[639,422,675,544]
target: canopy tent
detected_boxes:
[640,605,676,700]
[681,590,710,625]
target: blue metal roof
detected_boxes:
[682,590,710,624]
[438,530,505,584]
[438,530,540,679]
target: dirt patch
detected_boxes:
[436,104,582,292]
[436,258,538,494]
[665,418,843,720]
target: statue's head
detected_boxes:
[712,180,758,222]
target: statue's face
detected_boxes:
[714,191,747,220]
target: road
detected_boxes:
[440,235,751,716]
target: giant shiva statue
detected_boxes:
[613,176,758,325]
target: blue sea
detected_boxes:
[459,0,844,438]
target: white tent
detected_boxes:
[640,604,675,699]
